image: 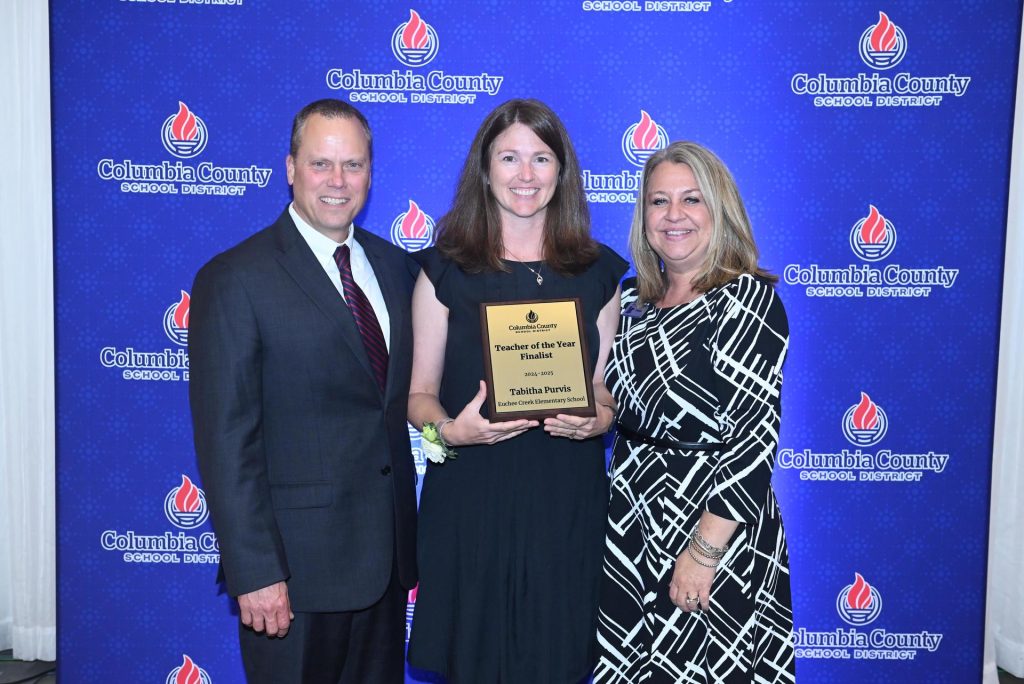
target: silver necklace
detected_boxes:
[504,248,544,286]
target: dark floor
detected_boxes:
[0,651,54,684]
[0,650,1021,684]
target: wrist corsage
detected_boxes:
[421,420,457,464]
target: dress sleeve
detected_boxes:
[412,247,457,308]
[619,275,639,307]
[705,275,789,524]
[596,244,630,306]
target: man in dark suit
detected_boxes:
[188,99,417,683]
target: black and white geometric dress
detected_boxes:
[595,274,796,684]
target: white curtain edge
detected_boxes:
[982,8,1024,684]
[11,626,56,663]
[0,0,56,664]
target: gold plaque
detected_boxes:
[479,298,595,421]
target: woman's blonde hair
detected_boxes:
[628,141,776,305]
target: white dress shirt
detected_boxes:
[289,204,392,350]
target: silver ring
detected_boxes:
[685,596,698,603]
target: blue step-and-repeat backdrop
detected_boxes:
[52,1,1022,681]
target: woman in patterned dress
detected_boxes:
[595,141,796,683]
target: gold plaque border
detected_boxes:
[479,298,595,422]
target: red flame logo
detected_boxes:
[408,583,418,603]
[173,290,190,329]
[401,10,429,50]
[869,12,898,52]
[176,655,201,684]
[174,475,201,513]
[632,110,659,150]
[859,205,888,244]
[400,200,427,239]
[846,573,874,610]
[852,392,879,430]
[171,102,199,142]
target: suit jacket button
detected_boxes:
[380,465,392,476]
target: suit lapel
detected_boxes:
[271,212,378,389]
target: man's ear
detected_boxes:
[285,154,295,186]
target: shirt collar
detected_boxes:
[288,203,355,263]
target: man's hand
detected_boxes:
[237,581,294,637]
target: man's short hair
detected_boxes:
[289,99,373,162]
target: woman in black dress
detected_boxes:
[406,99,627,683]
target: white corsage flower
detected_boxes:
[421,422,456,464]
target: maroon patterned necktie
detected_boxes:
[333,245,388,391]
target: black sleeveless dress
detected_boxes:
[407,245,628,684]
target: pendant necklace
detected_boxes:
[504,247,544,286]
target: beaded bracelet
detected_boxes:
[688,540,729,561]
[687,546,720,568]
[689,544,724,563]
[691,537,725,560]
[688,541,724,564]
[692,527,729,556]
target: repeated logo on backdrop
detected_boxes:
[162,290,191,347]
[390,200,436,252]
[161,102,209,159]
[164,475,210,530]
[778,392,949,483]
[841,392,888,447]
[164,651,212,684]
[791,12,972,108]
[101,474,219,565]
[857,12,907,70]
[326,10,505,105]
[849,205,897,263]
[166,655,213,684]
[96,101,273,196]
[391,10,439,67]
[620,111,670,168]
[783,205,959,298]
[583,111,669,204]
[837,573,883,626]
[794,573,943,662]
[101,291,191,382]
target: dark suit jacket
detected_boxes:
[188,209,418,613]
